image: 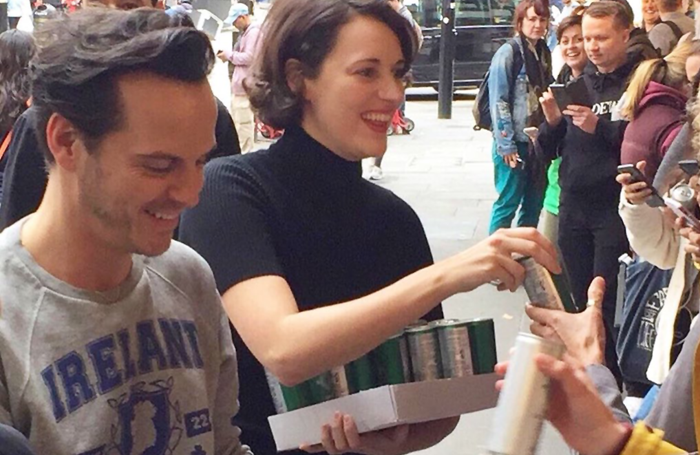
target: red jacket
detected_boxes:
[621,81,687,180]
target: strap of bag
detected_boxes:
[0,130,12,162]
[660,20,683,40]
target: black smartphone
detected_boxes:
[549,83,570,111]
[617,164,665,208]
[550,79,592,111]
[565,77,592,108]
[679,159,700,176]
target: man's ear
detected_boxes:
[285,59,306,96]
[46,113,83,172]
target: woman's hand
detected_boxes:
[616,161,651,205]
[495,355,629,455]
[503,152,520,169]
[300,413,458,455]
[540,89,563,127]
[441,227,560,295]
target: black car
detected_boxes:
[408,0,518,88]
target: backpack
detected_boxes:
[473,38,523,131]
[655,20,684,56]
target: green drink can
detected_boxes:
[435,319,474,378]
[466,318,498,374]
[279,381,315,411]
[306,366,350,404]
[371,332,412,385]
[346,354,377,393]
[406,324,443,381]
[265,369,290,413]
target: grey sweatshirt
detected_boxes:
[0,219,252,455]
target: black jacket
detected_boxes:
[627,27,659,67]
[537,59,636,201]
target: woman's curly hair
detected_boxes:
[0,30,36,136]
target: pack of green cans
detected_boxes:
[266,318,498,413]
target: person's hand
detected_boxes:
[300,413,458,455]
[563,105,598,134]
[539,89,562,126]
[526,277,606,366]
[679,222,700,263]
[494,355,629,455]
[615,161,651,205]
[216,50,228,62]
[503,153,520,169]
[440,228,561,295]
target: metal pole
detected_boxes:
[438,0,455,119]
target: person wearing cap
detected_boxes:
[218,3,261,154]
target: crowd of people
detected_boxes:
[488,0,700,452]
[0,0,700,454]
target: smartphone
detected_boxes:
[679,159,700,176]
[523,127,539,143]
[617,164,665,208]
[665,197,700,231]
[549,83,570,111]
[550,79,592,112]
[564,77,592,108]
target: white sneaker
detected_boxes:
[369,165,384,181]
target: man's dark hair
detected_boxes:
[31,8,215,164]
[584,1,633,30]
[246,0,416,130]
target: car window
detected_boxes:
[406,0,439,28]
[490,0,516,25]
[455,0,490,25]
[408,0,516,27]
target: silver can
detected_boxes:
[405,324,443,381]
[517,257,578,313]
[435,319,474,378]
[264,369,288,414]
[487,333,565,455]
[670,183,696,209]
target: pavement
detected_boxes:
[362,91,570,455]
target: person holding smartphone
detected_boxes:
[487,0,553,234]
[620,40,696,181]
[540,13,588,252]
[536,2,636,382]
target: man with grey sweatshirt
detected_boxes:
[0,9,252,455]
[648,0,694,56]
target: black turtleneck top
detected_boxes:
[178,126,442,455]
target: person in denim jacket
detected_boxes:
[488,0,552,234]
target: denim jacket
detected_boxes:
[488,37,540,156]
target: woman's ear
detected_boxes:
[285,59,306,95]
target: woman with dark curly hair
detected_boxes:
[179,0,559,454]
[0,29,34,199]
[0,29,34,140]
